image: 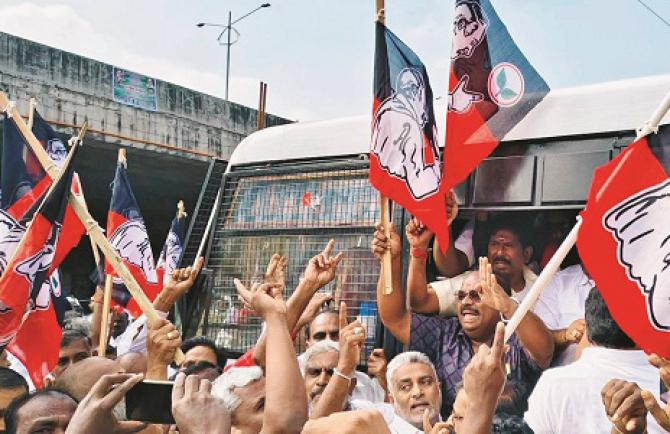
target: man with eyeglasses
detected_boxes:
[372,221,553,417]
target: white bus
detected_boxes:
[201,74,670,358]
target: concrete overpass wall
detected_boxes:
[0,31,290,161]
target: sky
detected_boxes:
[2,0,670,125]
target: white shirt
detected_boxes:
[430,266,553,323]
[454,220,475,267]
[524,347,664,434]
[297,352,387,403]
[532,265,593,366]
[351,400,423,434]
[115,310,169,356]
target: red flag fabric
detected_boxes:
[0,148,79,349]
[370,21,450,250]
[105,160,159,318]
[6,292,61,389]
[577,129,670,358]
[443,0,550,189]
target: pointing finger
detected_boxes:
[491,321,505,362]
[423,408,433,433]
[323,239,335,257]
[339,301,348,329]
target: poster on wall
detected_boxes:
[112,67,158,111]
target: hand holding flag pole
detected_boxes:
[0,91,185,364]
[503,89,670,343]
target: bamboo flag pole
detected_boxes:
[503,90,670,342]
[77,188,101,268]
[375,0,393,295]
[0,92,185,364]
[4,133,80,269]
[27,98,36,130]
[99,148,126,356]
[98,274,113,356]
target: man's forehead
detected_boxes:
[60,338,90,354]
[19,393,77,418]
[461,272,480,289]
[306,352,338,369]
[235,376,265,399]
[310,312,339,330]
[393,362,435,382]
[490,228,521,243]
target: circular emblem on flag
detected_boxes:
[488,62,524,108]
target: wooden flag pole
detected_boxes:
[99,149,126,357]
[4,136,80,269]
[98,274,113,356]
[379,196,393,294]
[0,92,184,364]
[503,90,670,342]
[374,0,393,294]
[27,98,36,130]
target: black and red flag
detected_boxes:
[370,21,449,249]
[156,207,186,286]
[577,126,670,358]
[105,158,159,318]
[0,143,80,353]
[443,0,550,189]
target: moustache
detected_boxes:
[491,256,511,265]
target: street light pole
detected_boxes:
[197,3,271,102]
[225,11,232,101]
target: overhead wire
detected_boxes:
[636,0,670,29]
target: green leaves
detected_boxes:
[496,68,507,89]
[501,88,518,99]
[494,67,519,102]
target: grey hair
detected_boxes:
[212,366,263,412]
[303,340,339,364]
[386,351,438,396]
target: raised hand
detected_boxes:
[296,292,334,331]
[641,354,670,430]
[463,322,507,410]
[234,279,286,318]
[423,408,452,434]
[264,254,288,291]
[171,373,231,434]
[372,223,401,262]
[479,257,516,318]
[65,373,146,434]
[337,302,366,376]
[405,217,433,250]
[301,410,391,434]
[154,257,205,312]
[564,319,586,345]
[303,240,344,289]
[445,190,459,226]
[147,318,182,379]
[601,379,647,434]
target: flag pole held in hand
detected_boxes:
[0,92,185,364]
[503,89,670,343]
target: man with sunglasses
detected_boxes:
[372,222,553,417]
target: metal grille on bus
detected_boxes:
[203,167,403,362]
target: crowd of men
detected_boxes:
[1,198,670,434]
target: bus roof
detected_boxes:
[229,74,670,167]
